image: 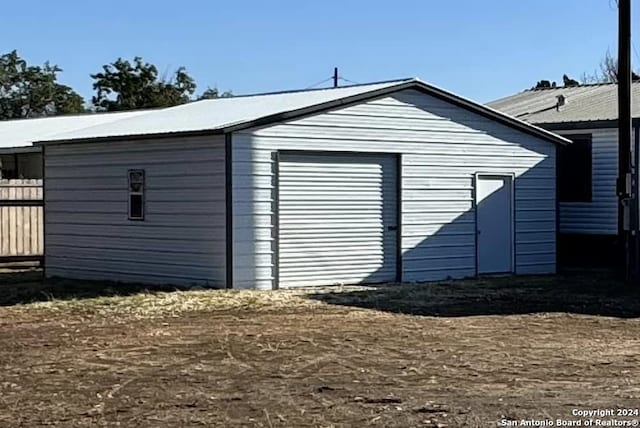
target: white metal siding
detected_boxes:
[556,128,618,235]
[44,136,226,286]
[232,89,557,289]
[277,153,397,287]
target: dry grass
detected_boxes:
[23,288,324,319]
[1,271,640,427]
[4,271,638,319]
[0,270,338,320]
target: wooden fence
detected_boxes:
[0,179,43,264]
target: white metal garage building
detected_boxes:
[36,78,569,289]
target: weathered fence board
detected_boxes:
[0,179,43,263]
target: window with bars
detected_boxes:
[128,170,145,220]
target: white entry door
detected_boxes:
[476,174,514,274]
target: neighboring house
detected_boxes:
[35,78,568,289]
[0,111,151,179]
[487,82,640,267]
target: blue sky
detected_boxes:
[0,0,634,103]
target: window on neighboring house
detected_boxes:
[0,153,43,179]
[0,155,18,179]
[128,170,145,220]
[558,134,592,202]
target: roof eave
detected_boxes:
[0,146,41,154]
[33,128,226,147]
[535,119,640,131]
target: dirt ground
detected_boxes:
[1,270,639,427]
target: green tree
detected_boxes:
[91,57,197,111]
[198,87,233,100]
[0,50,85,120]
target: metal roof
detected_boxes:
[0,110,151,152]
[38,79,416,142]
[0,78,567,149]
[34,78,568,146]
[487,82,640,125]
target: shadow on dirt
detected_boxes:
[0,270,189,307]
[306,272,640,318]
[3,269,639,318]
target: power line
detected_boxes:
[305,72,361,89]
[632,40,640,66]
[305,76,333,89]
[338,76,360,85]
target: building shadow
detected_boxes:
[286,90,571,308]
[295,92,635,317]
[0,270,192,307]
[306,272,640,318]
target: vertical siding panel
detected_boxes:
[21,187,25,255]
[37,205,43,254]
[0,207,3,255]
[1,185,6,255]
[1,207,7,255]
[9,185,16,255]
[29,206,36,255]
[0,179,43,259]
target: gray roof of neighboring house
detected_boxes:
[0,110,151,153]
[35,78,569,146]
[487,82,640,125]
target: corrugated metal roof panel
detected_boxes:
[1,77,570,148]
[38,78,569,146]
[487,82,640,124]
[0,110,152,149]
[44,80,414,142]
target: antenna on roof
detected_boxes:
[333,67,339,88]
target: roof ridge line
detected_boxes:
[197,77,416,100]
[524,81,640,92]
[0,108,157,124]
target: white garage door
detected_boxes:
[277,153,398,288]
